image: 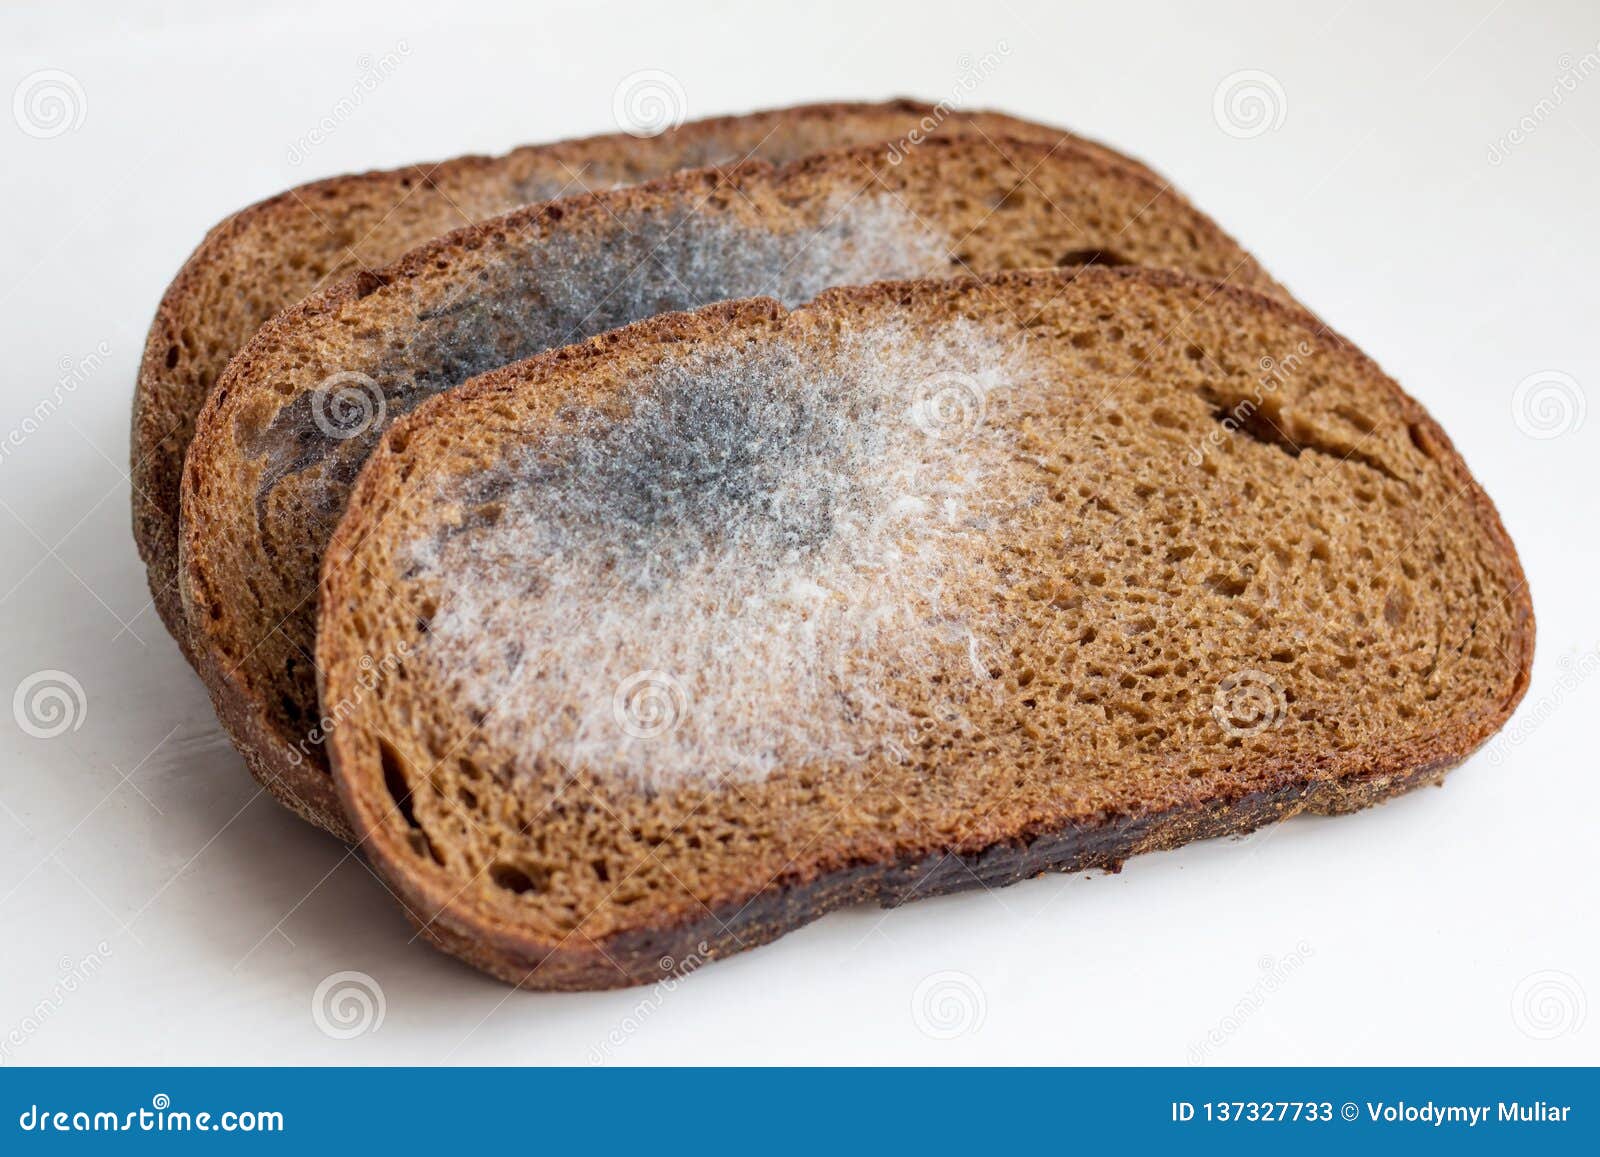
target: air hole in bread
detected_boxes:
[1206,396,1300,456]
[1203,394,1407,483]
[350,270,388,300]
[1057,247,1130,268]
[380,739,420,831]
[1203,572,1249,598]
[489,862,541,895]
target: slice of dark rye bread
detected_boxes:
[318,268,1532,991]
[135,99,1137,655]
[181,134,1287,839]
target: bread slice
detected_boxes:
[180,134,1286,839]
[317,267,1532,990]
[134,99,1127,655]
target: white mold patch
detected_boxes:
[409,319,1037,790]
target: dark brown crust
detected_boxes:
[406,758,1458,991]
[322,268,1535,991]
[187,622,355,840]
[133,99,1133,660]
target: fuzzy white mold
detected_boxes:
[409,318,1039,790]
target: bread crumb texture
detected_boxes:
[320,269,1530,977]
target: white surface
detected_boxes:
[1,0,1596,1065]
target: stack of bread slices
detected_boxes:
[134,100,1532,990]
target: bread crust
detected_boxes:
[320,269,1534,990]
[397,760,1461,991]
[133,100,1129,659]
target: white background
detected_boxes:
[1,0,1595,1065]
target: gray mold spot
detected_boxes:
[248,195,943,525]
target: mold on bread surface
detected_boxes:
[240,196,946,531]
[407,318,1026,788]
[183,135,1283,837]
[135,100,1105,657]
[320,269,1531,989]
